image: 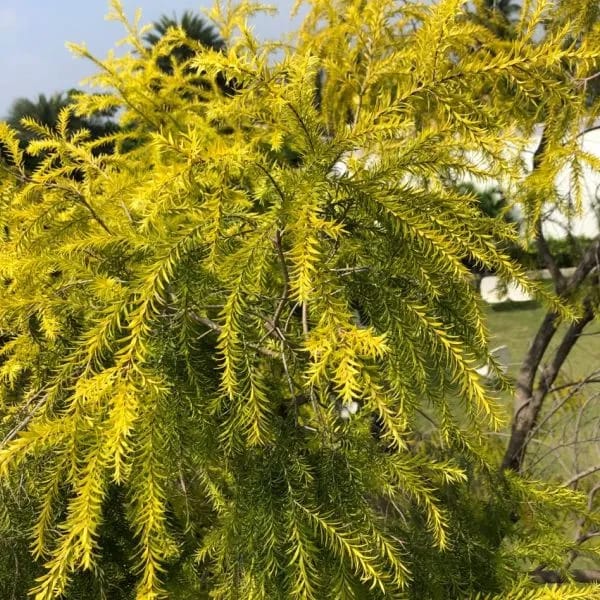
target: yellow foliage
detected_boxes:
[0,0,597,597]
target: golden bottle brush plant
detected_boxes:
[0,0,599,598]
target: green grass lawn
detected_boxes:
[485,301,600,383]
[484,300,600,491]
[485,301,600,570]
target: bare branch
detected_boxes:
[564,464,600,489]
[502,298,596,471]
[532,377,600,440]
[302,302,309,336]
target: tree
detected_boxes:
[144,11,225,55]
[463,0,600,581]
[143,11,228,90]
[470,0,521,38]
[141,10,237,108]
[487,0,600,578]
[6,93,71,139]
[0,0,598,598]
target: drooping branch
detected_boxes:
[271,229,290,336]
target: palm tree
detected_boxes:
[470,0,521,39]
[144,11,226,71]
[485,0,521,19]
[7,91,116,140]
[144,11,237,101]
[3,90,118,170]
[6,93,69,144]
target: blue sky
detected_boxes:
[0,0,298,117]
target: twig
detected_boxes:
[0,391,47,450]
[286,102,315,154]
[564,464,600,488]
[415,407,438,429]
[47,182,113,235]
[549,371,600,393]
[281,350,300,424]
[283,301,300,335]
[302,302,309,336]
[187,311,280,359]
[530,377,600,440]
[574,71,600,86]
[531,567,600,584]
[566,482,600,570]
[577,530,600,544]
[526,435,600,472]
[271,229,290,334]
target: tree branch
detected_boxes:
[531,568,600,584]
[271,229,290,335]
[564,463,600,489]
[0,390,47,450]
[535,220,565,293]
[502,298,596,471]
[187,312,281,360]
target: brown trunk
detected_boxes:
[501,310,558,471]
[501,300,595,472]
[500,192,600,471]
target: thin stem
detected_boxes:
[187,311,281,360]
[564,464,600,489]
[272,229,290,333]
[0,390,47,450]
[302,302,309,336]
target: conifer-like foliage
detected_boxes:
[3,90,118,172]
[0,1,599,598]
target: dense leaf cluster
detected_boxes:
[0,1,599,598]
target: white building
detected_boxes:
[526,125,600,240]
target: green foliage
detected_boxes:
[0,481,42,599]
[0,0,598,598]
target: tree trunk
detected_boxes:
[501,231,600,472]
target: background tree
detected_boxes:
[0,0,598,598]
[2,90,118,171]
[470,0,520,38]
[143,11,226,57]
[463,0,600,580]
[143,11,235,98]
